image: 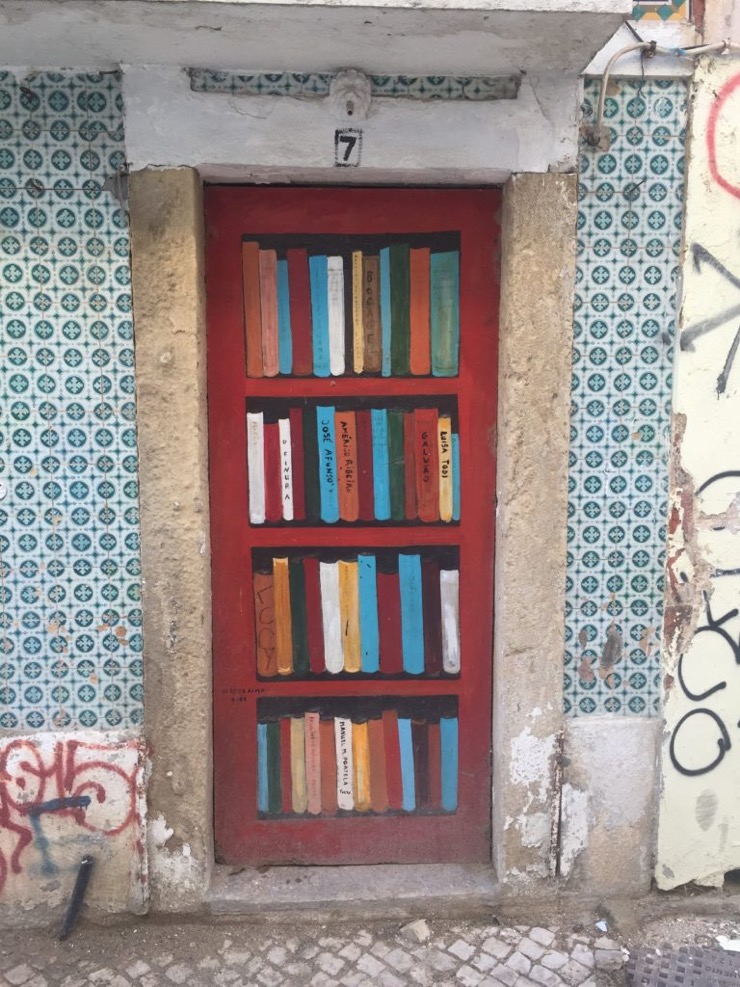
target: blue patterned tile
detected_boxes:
[0,71,141,732]
[565,78,687,717]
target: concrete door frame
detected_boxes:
[129,168,576,913]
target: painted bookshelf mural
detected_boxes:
[241,235,460,378]
[253,549,460,679]
[207,187,497,865]
[246,399,460,525]
[257,697,459,817]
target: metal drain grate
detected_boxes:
[626,946,740,986]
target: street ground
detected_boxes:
[1,908,740,987]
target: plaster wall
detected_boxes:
[560,717,660,893]
[658,56,740,890]
[122,66,580,180]
[0,732,146,921]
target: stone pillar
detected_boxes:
[493,173,576,889]
[129,168,212,910]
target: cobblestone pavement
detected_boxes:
[0,919,626,987]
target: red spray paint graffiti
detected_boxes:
[707,72,740,201]
[0,738,141,894]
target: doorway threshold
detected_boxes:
[208,864,500,921]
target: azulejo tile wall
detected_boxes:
[0,71,142,731]
[564,78,687,716]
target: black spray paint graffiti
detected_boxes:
[680,244,740,395]
[669,471,740,776]
[27,797,91,877]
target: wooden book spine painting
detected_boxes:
[207,187,498,865]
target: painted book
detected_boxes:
[263,421,282,523]
[266,720,281,815]
[362,254,382,373]
[403,411,417,520]
[259,249,279,378]
[289,557,310,676]
[382,709,403,811]
[399,554,424,675]
[304,556,325,675]
[290,716,308,814]
[371,408,391,521]
[273,556,293,676]
[412,719,430,808]
[397,717,416,811]
[409,246,431,376]
[320,561,342,674]
[320,717,338,814]
[356,409,375,522]
[440,716,458,811]
[316,405,339,523]
[246,410,265,524]
[414,408,439,523]
[338,559,361,673]
[278,416,294,521]
[352,719,371,812]
[358,554,379,674]
[351,250,364,374]
[305,711,322,816]
[287,248,313,376]
[334,717,354,811]
[276,257,292,375]
[431,250,460,377]
[289,407,305,520]
[440,568,461,674]
[280,716,292,813]
[377,569,403,675]
[309,254,330,377]
[303,406,320,523]
[437,415,453,523]
[389,243,410,376]
[387,409,405,522]
[242,241,263,378]
[335,410,359,522]
[367,716,389,813]
[253,568,277,677]
[421,557,443,676]
[327,255,345,376]
[379,247,392,377]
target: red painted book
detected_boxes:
[377,569,403,675]
[409,247,431,376]
[287,248,313,376]
[412,720,430,808]
[280,717,292,814]
[368,716,389,813]
[356,409,375,522]
[382,709,403,811]
[289,407,306,520]
[403,411,417,520]
[421,557,443,676]
[320,717,338,814]
[303,556,325,675]
[414,408,439,523]
[263,421,282,523]
[428,720,442,809]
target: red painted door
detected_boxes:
[206,187,499,865]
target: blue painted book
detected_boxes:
[430,251,460,377]
[310,254,330,377]
[379,247,392,377]
[358,554,379,673]
[398,554,424,675]
[397,717,416,811]
[277,258,293,375]
[452,433,461,521]
[371,408,391,520]
[257,722,268,812]
[440,716,458,811]
[316,405,339,523]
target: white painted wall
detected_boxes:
[122,65,580,179]
[658,57,740,890]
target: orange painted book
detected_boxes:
[253,569,277,678]
[287,248,313,376]
[273,556,293,676]
[352,720,371,812]
[382,709,403,811]
[367,717,389,813]
[335,410,359,522]
[280,716,292,814]
[242,241,263,378]
[409,247,431,375]
[414,408,439,522]
[259,249,279,377]
[319,717,338,814]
